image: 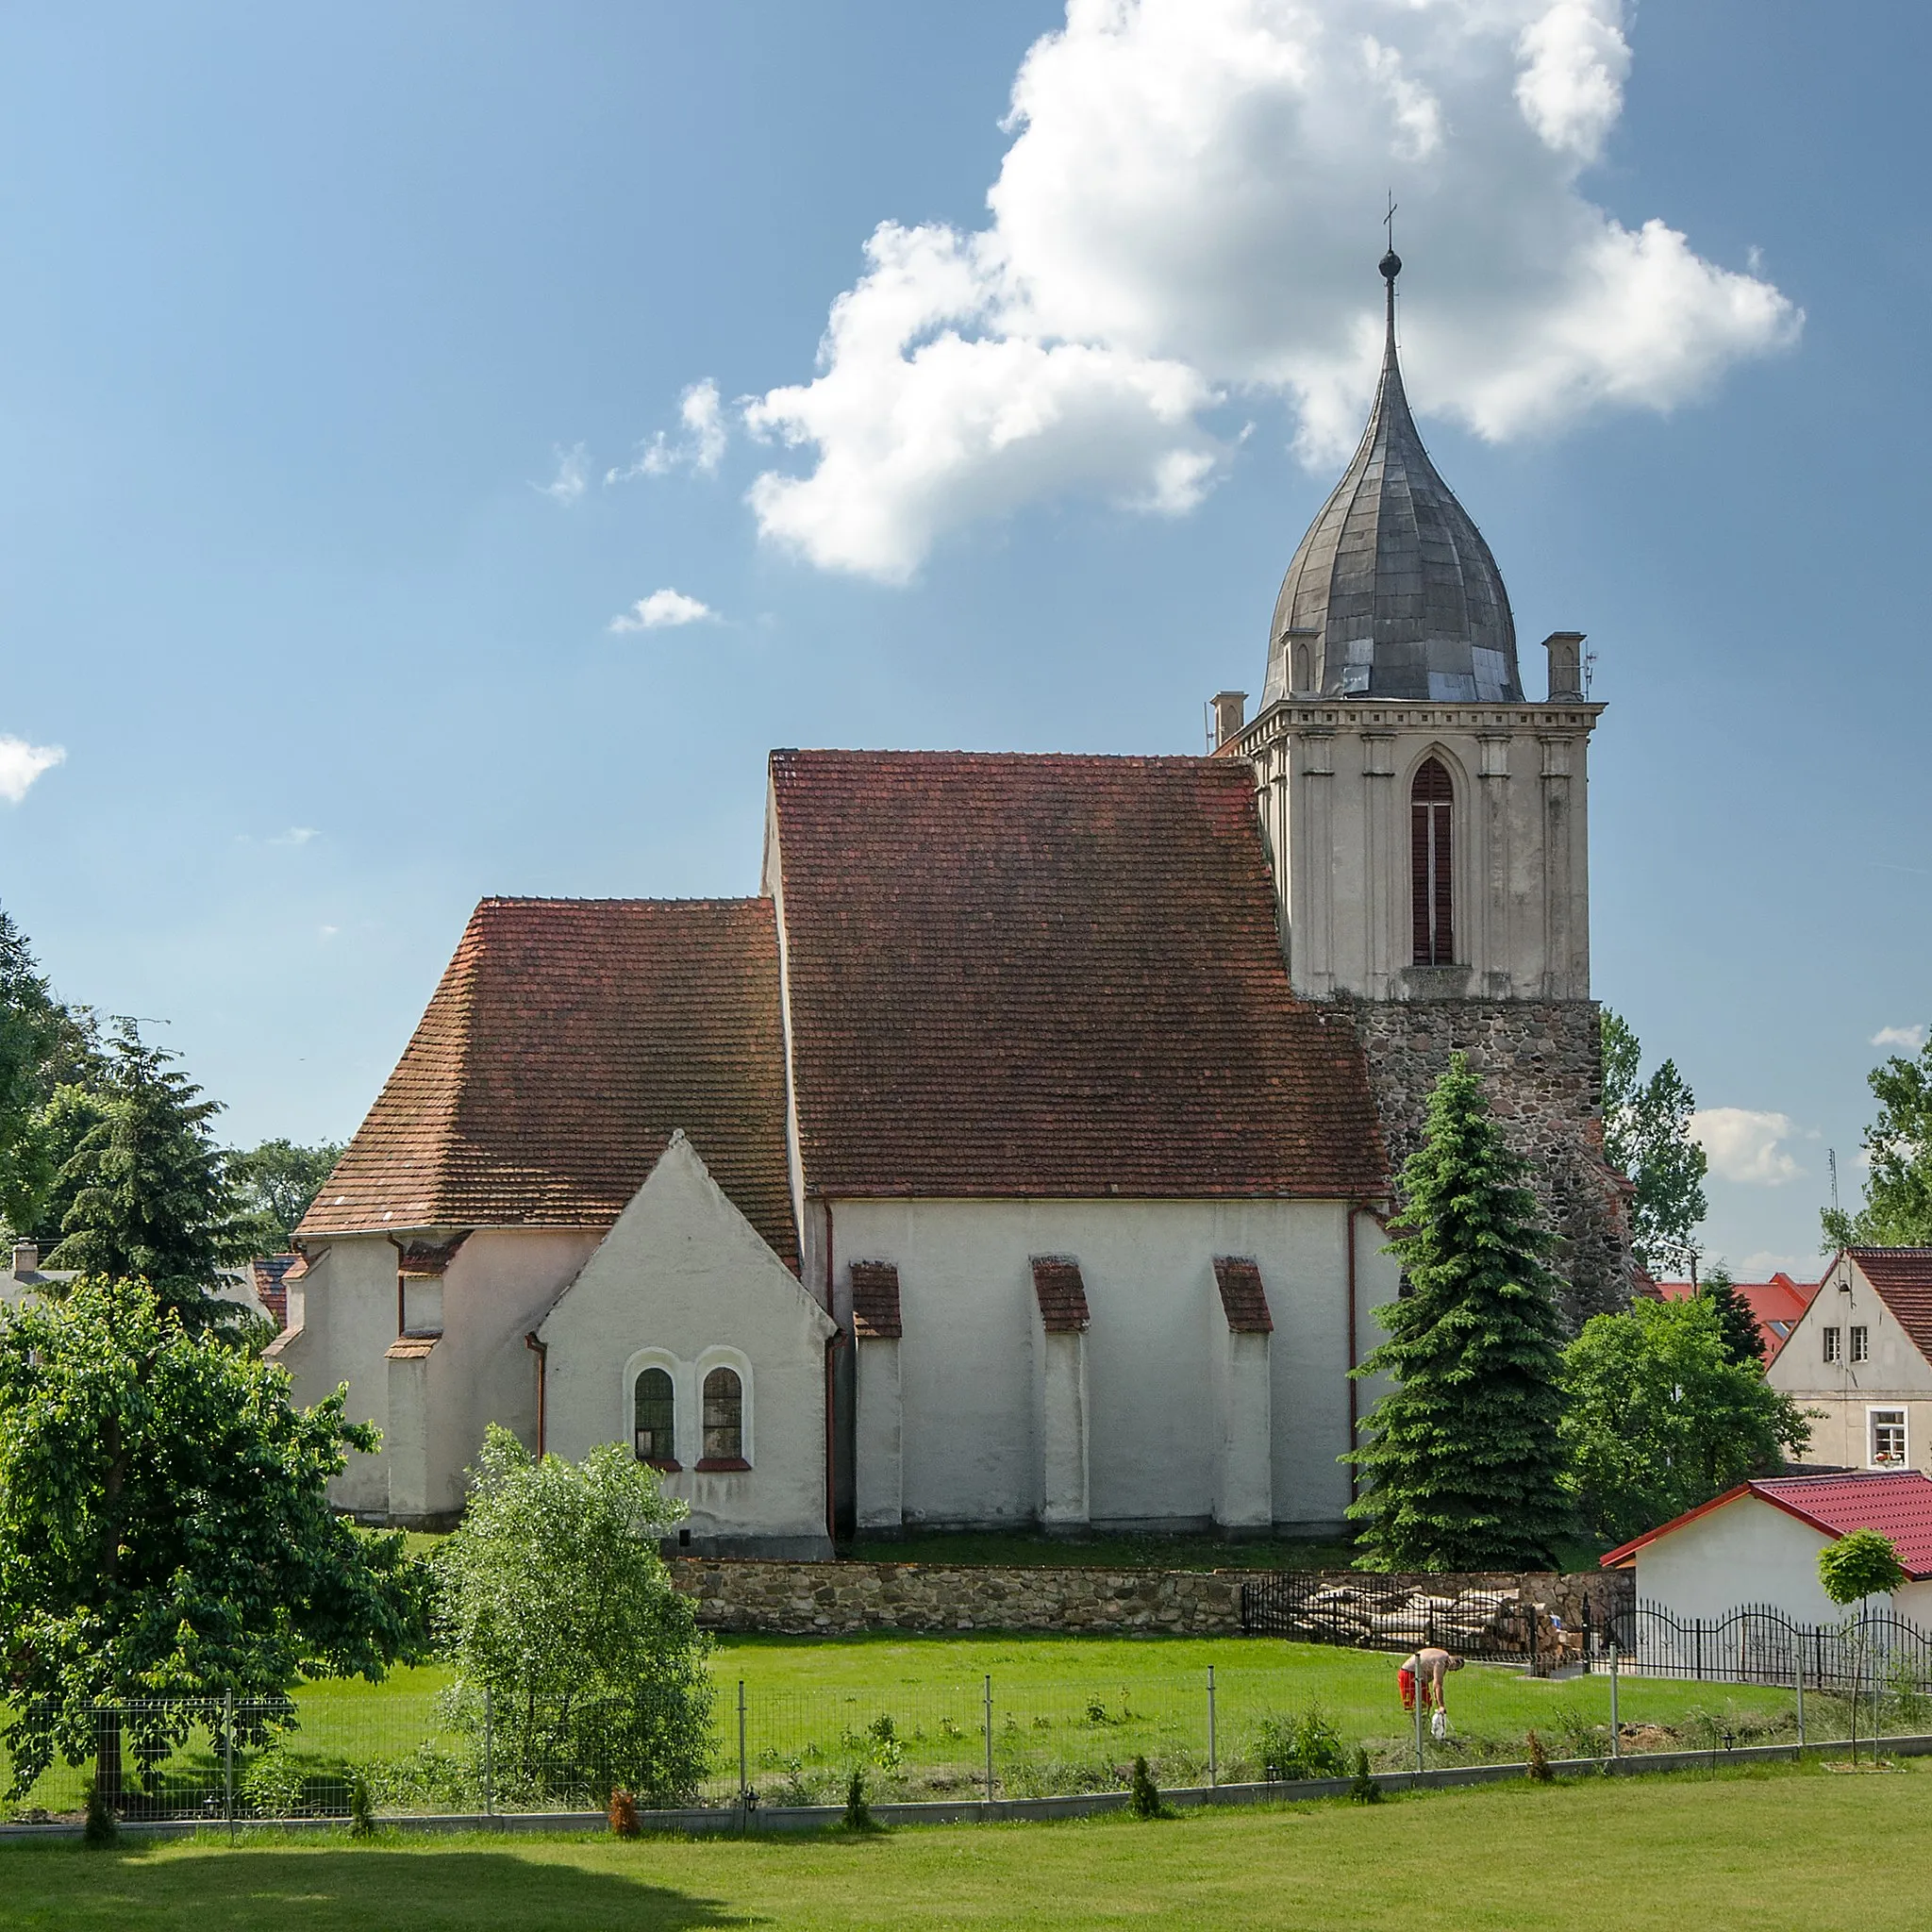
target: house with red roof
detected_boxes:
[1766,1250,1932,1477]
[267,259,1629,1547]
[1652,1273,1819,1363]
[1602,1471,1932,1624]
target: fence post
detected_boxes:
[1412,1665,1425,1774]
[1795,1648,1806,1756]
[983,1675,994,1809]
[1608,1645,1619,1759]
[738,1679,748,1813]
[1207,1667,1217,1789]
[1694,1620,1704,1683]
[224,1690,235,1842]
[483,1684,494,1819]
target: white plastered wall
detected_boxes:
[1768,1255,1932,1474]
[540,1133,835,1556]
[854,1339,904,1531]
[829,1197,1382,1533]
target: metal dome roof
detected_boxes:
[1262,256,1520,706]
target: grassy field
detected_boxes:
[0,1763,1921,1930]
[5,1631,1865,1820]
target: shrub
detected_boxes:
[348,1771,376,1839]
[1254,1707,1349,1781]
[843,1769,873,1830]
[1128,1755,1161,1821]
[1348,1748,1381,1805]
[239,1750,308,1819]
[1525,1730,1553,1783]
[608,1789,641,1839]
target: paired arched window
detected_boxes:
[1410,758,1455,966]
[702,1367,744,1466]
[633,1367,676,1468]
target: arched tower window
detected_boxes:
[633,1366,677,1468]
[701,1367,745,1467]
[1410,758,1455,966]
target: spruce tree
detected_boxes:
[43,1021,256,1335]
[1698,1265,1765,1368]
[1347,1054,1570,1571]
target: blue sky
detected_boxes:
[0,1,1922,1279]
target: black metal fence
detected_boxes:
[1616,1602,1932,1693]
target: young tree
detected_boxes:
[435,1425,713,1807]
[1560,1295,1812,1544]
[43,1021,257,1334]
[0,1276,429,1806]
[1347,1054,1571,1572]
[0,909,79,1232]
[1601,1008,1708,1277]
[1824,1035,1932,1249]
[227,1138,344,1253]
[1698,1264,1766,1368]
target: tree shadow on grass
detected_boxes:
[0,1846,758,1932]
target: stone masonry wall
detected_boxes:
[1345,995,1633,1327]
[668,1557,1630,1643]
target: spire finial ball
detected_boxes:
[1379,249,1402,283]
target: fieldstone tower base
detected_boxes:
[1345,993,1631,1327]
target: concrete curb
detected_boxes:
[6,1732,1925,1841]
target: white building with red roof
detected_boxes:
[1602,1471,1932,1624]
[270,258,1627,1547]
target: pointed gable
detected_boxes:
[769,750,1387,1200]
[298,897,798,1269]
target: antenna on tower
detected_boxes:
[1829,1148,1840,1218]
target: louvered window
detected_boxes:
[1410,758,1455,965]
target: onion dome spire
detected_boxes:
[1263,253,1520,705]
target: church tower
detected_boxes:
[1213,250,1630,1323]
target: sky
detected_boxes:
[0,0,1924,1281]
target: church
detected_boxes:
[272,255,1629,1552]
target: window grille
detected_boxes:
[633,1367,676,1467]
[1410,758,1455,966]
[1851,1325,1870,1364]
[702,1367,744,1464]
[1872,1408,1907,1468]
[1823,1325,1842,1364]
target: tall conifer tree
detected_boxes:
[1347,1054,1570,1571]
[1698,1264,1765,1368]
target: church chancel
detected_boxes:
[273,258,1626,1550]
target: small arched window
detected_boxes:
[1410,758,1455,966]
[701,1367,745,1468]
[633,1367,677,1469]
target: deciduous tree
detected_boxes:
[227,1138,344,1253]
[1348,1054,1570,1571]
[1824,1035,1932,1249]
[1601,1008,1708,1277]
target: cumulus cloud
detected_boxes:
[609,380,728,483]
[743,0,1799,579]
[1872,1024,1927,1052]
[608,589,718,632]
[536,442,590,506]
[0,736,63,803]
[1691,1108,1805,1187]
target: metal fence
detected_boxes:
[1614,1601,1932,1696]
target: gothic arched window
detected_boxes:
[633,1366,677,1468]
[1410,758,1455,966]
[701,1366,745,1467]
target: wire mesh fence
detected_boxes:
[6,1607,1930,1824]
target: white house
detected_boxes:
[1601,1472,1932,1625]
[269,256,1627,1546]
[1767,1249,1932,1474]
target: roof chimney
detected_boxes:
[1209,691,1248,751]
[1543,631,1586,702]
[11,1240,37,1277]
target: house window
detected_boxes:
[400,1276,443,1338]
[633,1367,677,1469]
[1851,1325,1871,1364]
[1410,758,1455,966]
[1871,1408,1907,1469]
[1823,1325,1842,1364]
[700,1367,746,1469]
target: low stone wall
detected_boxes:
[667,1557,1628,1641]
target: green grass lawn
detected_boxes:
[0,1763,1920,1930]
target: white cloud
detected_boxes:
[743,0,1799,579]
[318,924,340,941]
[609,380,728,483]
[0,736,64,803]
[1735,1250,1824,1282]
[1691,1108,1806,1187]
[535,442,589,506]
[608,589,718,632]
[272,826,319,847]
[1872,1024,1926,1053]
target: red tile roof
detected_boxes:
[768,750,1387,1201]
[850,1260,903,1340]
[1602,1472,1932,1578]
[1031,1257,1091,1333]
[1212,1257,1274,1334]
[296,897,799,1271]
[1654,1274,1819,1361]
[1849,1249,1932,1361]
